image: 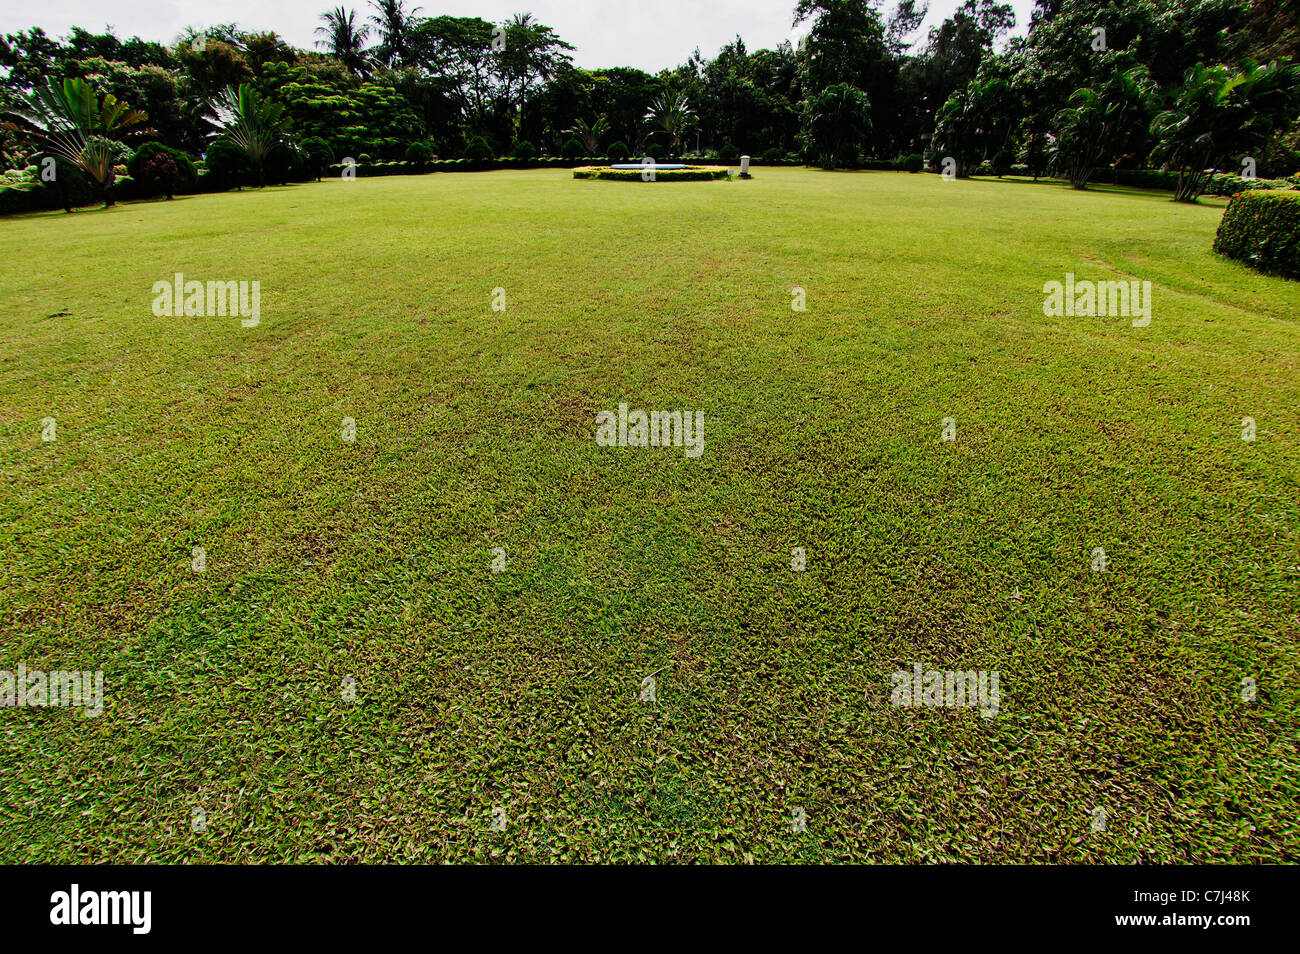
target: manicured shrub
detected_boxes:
[300,137,334,181]
[1213,190,1300,279]
[129,142,198,198]
[608,140,630,161]
[264,145,311,185]
[464,136,493,162]
[902,153,924,173]
[561,137,585,159]
[644,143,668,161]
[719,143,740,162]
[405,141,434,166]
[203,139,252,190]
[572,165,729,182]
[0,182,48,215]
[761,147,783,161]
[512,140,537,160]
[36,155,96,211]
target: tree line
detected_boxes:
[0,0,1297,204]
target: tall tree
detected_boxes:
[315,7,371,76]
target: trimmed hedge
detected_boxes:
[129,142,199,198]
[1213,190,1300,279]
[572,165,730,182]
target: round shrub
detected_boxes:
[36,155,95,211]
[300,136,334,181]
[719,143,740,162]
[607,140,630,161]
[129,142,199,197]
[405,141,434,166]
[561,137,585,160]
[512,140,537,161]
[761,147,783,162]
[645,143,668,161]
[902,153,924,173]
[464,136,493,162]
[1212,190,1300,279]
[203,139,252,190]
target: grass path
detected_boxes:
[0,168,1296,862]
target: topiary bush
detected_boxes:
[1213,190,1300,279]
[464,136,493,163]
[902,153,924,173]
[607,140,630,161]
[37,155,96,211]
[203,139,252,191]
[719,143,740,162]
[300,136,335,181]
[512,140,537,161]
[129,142,198,198]
[405,140,434,167]
[561,137,585,160]
[761,147,783,161]
[644,143,668,161]
[572,165,729,182]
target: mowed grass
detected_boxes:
[0,167,1296,863]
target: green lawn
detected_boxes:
[0,167,1296,863]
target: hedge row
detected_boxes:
[1213,190,1300,279]
[324,155,799,177]
[571,166,731,182]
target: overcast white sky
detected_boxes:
[1,1,1037,72]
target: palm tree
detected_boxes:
[565,117,609,156]
[644,91,696,159]
[805,83,870,170]
[316,7,372,76]
[1053,67,1150,190]
[1151,60,1300,202]
[211,84,290,188]
[369,0,422,68]
[0,77,150,207]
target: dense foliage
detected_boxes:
[0,0,1296,208]
[1213,188,1300,277]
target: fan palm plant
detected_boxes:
[565,117,609,156]
[211,84,290,188]
[0,77,149,207]
[644,91,696,159]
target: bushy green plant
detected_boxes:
[902,153,924,173]
[561,137,585,159]
[607,140,630,161]
[129,141,198,197]
[300,136,334,181]
[405,141,434,166]
[203,138,252,190]
[719,143,740,161]
[512,140,537,161]
[464,136,492,162]
[572,165,728,182]
[991,149,1014,177]
[1213,190,1300,279]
